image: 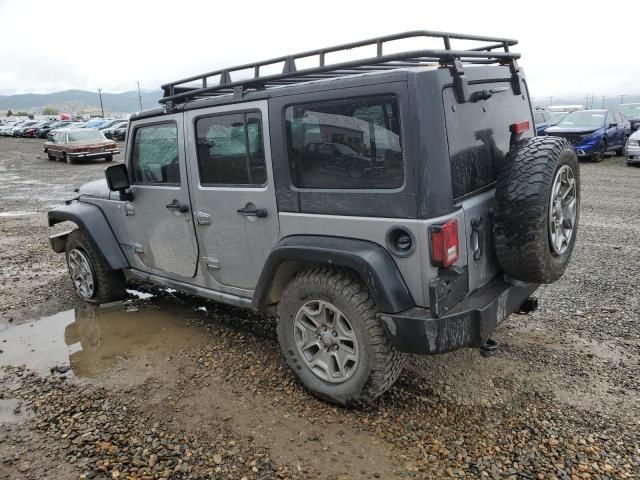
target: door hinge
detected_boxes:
[203,257,220,270]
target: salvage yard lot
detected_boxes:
[0,136,639,478]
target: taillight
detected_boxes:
[510,120,530,134]
[430,219,459,268]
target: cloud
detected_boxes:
[1,0,638,98]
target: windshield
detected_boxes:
[68,130,105,142]
[557,111,605,127]
[618,104,640,117]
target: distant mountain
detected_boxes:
[0,89,163,114]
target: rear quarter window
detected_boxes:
[285,95,404,189]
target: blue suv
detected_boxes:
[545,109,631,162]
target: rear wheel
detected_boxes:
[65,229,126,304]
[47,153,55,161]
[593,140,606,162]
[277,267,405,406]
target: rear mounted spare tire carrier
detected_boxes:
[493,136,580,284]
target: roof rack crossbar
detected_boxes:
[160,30,519,108]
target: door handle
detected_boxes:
[237,207,268,218]
[166,199,189,213]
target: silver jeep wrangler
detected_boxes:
[48,31,580,405]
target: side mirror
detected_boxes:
[609,122,618,128]
[105,164,133,200]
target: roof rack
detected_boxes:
[160,30,521,110]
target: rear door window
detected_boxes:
[285,95,403,189]
[195,111,266,186]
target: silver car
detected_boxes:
[625,129,640,165]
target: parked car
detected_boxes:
[22,121,50,138]
[44,128,119,164]
[112,125,127,141]
[47,30,579,406]
[617,103,640,132]
[0,121,21,136]
[102,121,128,139]
[625,129,640,166]
[98,119,127,130]
[533,108,553,135]
[38,121,73,139]
[84,118,110,129]
[13,120,42,137]
[549,111,567,125]
[545,109,631,161]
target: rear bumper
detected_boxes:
[68,149,119,159]
[378,277,539,354]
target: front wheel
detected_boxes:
[65,229,126,304]
[104,155,113,162]
[593,140,606,162]
[277,268,405,406]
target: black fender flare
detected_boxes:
[253,235,415,314]
[48,201,129,271]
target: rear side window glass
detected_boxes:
[131,123,180,185]
[285,95,403,189]
[195,111,266,186]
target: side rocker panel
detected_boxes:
[253,235,415,314]
[48,202,129,271]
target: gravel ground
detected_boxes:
[0,137,639,479]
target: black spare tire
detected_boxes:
[493,137,580,284]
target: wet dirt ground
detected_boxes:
[0,136,639,479]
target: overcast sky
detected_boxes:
[1,0,638,101]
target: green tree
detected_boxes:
[42,107,59,115]
[6,109,12,117]
[16,111,29,116]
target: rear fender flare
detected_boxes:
[253,235,415,314]
[47,202,128,271]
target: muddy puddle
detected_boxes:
[0,211,37,218]
[0,300,208,378]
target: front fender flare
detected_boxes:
[253,235,415,314]
[48,201,128,271]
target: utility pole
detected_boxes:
[620,94,626,105]
[137,81,143,111]
[549,96,553,107]
[601,96,606,109]
[98,88,105,117]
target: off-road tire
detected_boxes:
[277,267,405,406]
[493,136,580,284]
[65,229,126,304]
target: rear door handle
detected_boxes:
[166,199,189,213]
[237,207,268,218]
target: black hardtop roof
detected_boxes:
[147,30,520,115]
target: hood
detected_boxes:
[545,126,600,135]
[78,179,110,198]
[630,129,640,141]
